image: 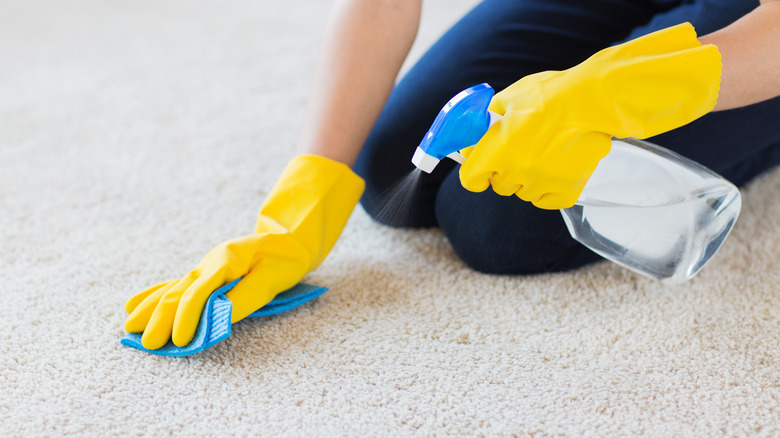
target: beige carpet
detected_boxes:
[2,1,780,436]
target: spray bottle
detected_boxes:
[412,84,741,283]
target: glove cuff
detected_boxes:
[568,22,721,138]
[256,154,365,269]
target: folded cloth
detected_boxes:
[120,279,327,357]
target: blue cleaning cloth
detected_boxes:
[120,278,327,357]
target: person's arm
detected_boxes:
[700,0,780,111]
[296,0,422,166]
[124,0,422,350]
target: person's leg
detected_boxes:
[621,0,780,188]
[354,0,665,229]
[434,172,604,274]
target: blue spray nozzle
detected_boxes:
[412,83,496,173]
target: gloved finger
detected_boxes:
[459,146,475,160]
[533,191,578,210]
[123,272,195,347]
[459,170,490,192]
[124,280,177,333]
[515,184,547,204]
[140,274,198,350]
[486,95,508,116]
[171,268,237,347]
[140,293,182,350]
[124,280,174,314]
[488,172,522,197]
[459,132,503,193]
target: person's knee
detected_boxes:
[355,116,447,228]
[440,218,587,275]
[445,231,599,275]
[434,175,601,274]
[354,133,416,227]
[353,135,389,220]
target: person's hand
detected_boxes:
[123,233,310,349]
[124,155,365,350]
[459,22,722,209]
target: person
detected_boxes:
[124,0,780,350]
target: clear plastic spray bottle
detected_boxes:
[411,84,741,284]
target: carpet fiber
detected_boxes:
[2,1,780,436]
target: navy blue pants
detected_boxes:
[353,0,780,275]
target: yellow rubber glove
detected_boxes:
[124,155,364,350]
[459,22,721,209]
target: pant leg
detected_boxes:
[354,0,665,229]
